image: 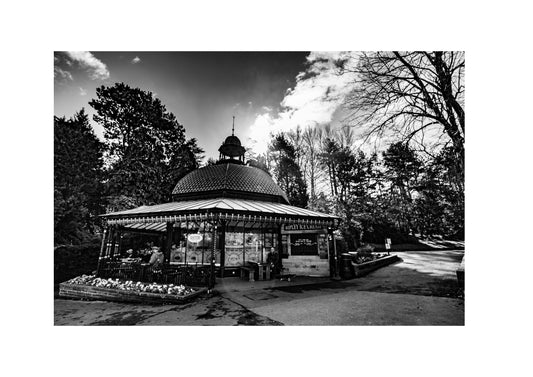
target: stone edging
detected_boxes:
[351,254,400,278]
[59,282,207,304]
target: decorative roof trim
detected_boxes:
[106,212,338,228]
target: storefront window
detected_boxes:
[170,221,221,265]
[290,233,318,256]
[318,233,328,259]
[223,229,287,266]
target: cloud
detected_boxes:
[248,51,357,154]
[79,87,87,96]
[64,51,110,80]
[54,66,73,81]
[131,56,141,64]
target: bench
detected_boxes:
[240,262,256,281]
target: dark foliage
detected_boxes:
[54,241,101,283]
[89,83,203,210]
[268,134,309,207]
[54,110,105,245]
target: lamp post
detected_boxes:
[332,232,341,280]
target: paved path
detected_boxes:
[54,249,464,325]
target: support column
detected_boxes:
[219,221,226,278]
[277,224,283,273]
[174,225,182,263]
[209,221,218,290]
[97,228,108,276]
[326,228,332,278]
[201,221,207,265]
[164,222,173,266]
[331,229,340,280]
[261,228,265,264]
[115,230,123,259]
[242,223,246,266]
[106,227,115,259]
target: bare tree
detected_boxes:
[301,126,322,206]
[340,51,465,179]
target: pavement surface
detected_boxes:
[54,249,464,326]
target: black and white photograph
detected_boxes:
[3,1,533,376]
[53,51,465,325]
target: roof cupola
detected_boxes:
[217,116,246,164]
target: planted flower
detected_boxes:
[65,275,196,296]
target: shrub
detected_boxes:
[54,241,101,283]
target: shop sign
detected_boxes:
[187,234,203,243]
[290,234,318,256]
[284,224,323,231]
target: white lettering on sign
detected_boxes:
[385,244,391,250]
[293,238,313,246]
[386,238,391,245]
[284,224,323,231]
[187,234,203,243]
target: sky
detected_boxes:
[54,51,358,161]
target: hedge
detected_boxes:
[54,241,101,283]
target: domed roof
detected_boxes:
[223,135,242,146]
[218,135,246,159]
[172,163,289,204]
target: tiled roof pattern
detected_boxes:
[172,163,289,203]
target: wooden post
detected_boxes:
[164,222,173,266]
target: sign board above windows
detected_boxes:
[283,224,327,234]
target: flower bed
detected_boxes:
[59,275,207,304]
[351,252,389,265]
[351,254,400,278]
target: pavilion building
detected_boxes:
[99,127,340,285]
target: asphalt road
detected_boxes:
[54,249,464,325]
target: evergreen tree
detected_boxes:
[382,142,421,235]
[268,134,309,207]
[54,109,104,244]
[89,83,203,209]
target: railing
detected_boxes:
[97,259,212,287]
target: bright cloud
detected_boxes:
[248,51,358,154]
[64,51,110,80]
[131,56,141,64]
[54,66,73,81]
[79,87,87,96]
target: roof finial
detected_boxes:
[232,116,235,136]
